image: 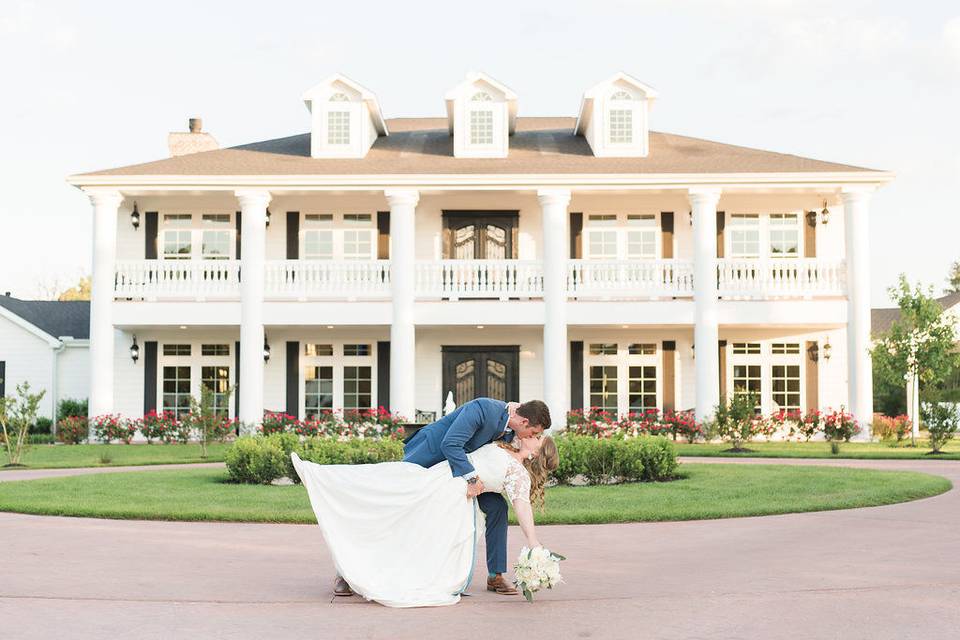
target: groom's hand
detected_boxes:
[466,478,485,499]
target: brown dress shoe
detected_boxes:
[333,575,353,596]
[486,574,518,595]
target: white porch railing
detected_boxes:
[717,258,847,298]
[414,260,544,299]
[114,259,240,300]
[567,259,695,298]
[264,260,392,300]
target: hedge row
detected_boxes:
[224,433,679,486]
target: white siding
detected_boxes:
[0,315,56,418]
[56,344,89,410]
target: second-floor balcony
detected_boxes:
[114,257,847,303]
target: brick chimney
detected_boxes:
[168,117,219,157]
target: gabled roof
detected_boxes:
[444,72,518,135]
[0,295,90,342]
[575,72,659,136]
[871,291,960,336]
[302,74,388,136]
[71,117,887,180]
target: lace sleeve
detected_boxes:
[502,458,531,503]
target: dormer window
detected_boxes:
[445,73,517,158]
[302,75,388,158]
[608,91,634,145]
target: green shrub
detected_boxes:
[297,437,403,468]
[555,435,677,484]
[224,436,287,484]
[57,398,88,420]
[30,417,53,434]
[265,432,301,482]
[922,402,959,454]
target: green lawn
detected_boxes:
[0,463,949,524]
[0,443,231,470]
[673,440,960,460]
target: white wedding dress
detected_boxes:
[290,442,531,608]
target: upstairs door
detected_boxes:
[441,346,519,408]
[442,211,519,260]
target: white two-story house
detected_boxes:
[68,72,892,436]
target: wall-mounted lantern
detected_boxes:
[820,199,830,225]
[263,336,271,362]
[807,341,820,363]
[131,202,141,229]
[130,335,140,363]
[822,337,832,361]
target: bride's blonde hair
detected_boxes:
[498,436,559,512]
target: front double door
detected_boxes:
[441,346,520,407]
[442,211,518,260]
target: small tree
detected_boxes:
[921,402,959,454]
[0,382,46,466]
[183,384,235,458]
[872,275,960,444]
[945,260,960,294]
[710,393,761,452]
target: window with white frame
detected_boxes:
[162,365,191,418]
[201,365,231,416]
[469,110,494,145]
[607,91,634,145]
[301,213,375,260]
[327,106,351,145]
[162,214,192,259]
[585,341,659,415]
[161,213,234,260]
[729,215,761,258]
[342,214,373,260]
[586,213,658,260]
[771,342,802,412]
[626,215,657,259]
[769,214,800,258]
[302,340,376,415]
[201,214,232,260]
[305,365,334,418]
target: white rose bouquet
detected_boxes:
[513,546,566,603]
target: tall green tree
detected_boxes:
[946,260,960,294]
[872,275,959,421]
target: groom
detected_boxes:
[333,397,551,597]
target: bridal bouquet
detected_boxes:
[513,546,565,603]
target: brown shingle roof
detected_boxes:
[78,117,881,177]
[872,292,960,336]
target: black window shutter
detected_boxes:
[0,361,5,400]
[145,212,158,259]
[234,341,241,418]
[235,211,242,259]
[570,341,584,410]
[286,341,299,418]
[377,211,390,259]
[377,341,390,411]
[286,212,300,259]
[569,212,583,259]
[143,341,158,416]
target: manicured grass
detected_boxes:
[673,440,960,460]
[0,443,231,470]
[0,463,949,524]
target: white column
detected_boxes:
[87,189,123,435]
[385,189,419,420]
[236,189,271,432]
[690,187,722,423]
[842,186,874,438]
[538,188,571,427]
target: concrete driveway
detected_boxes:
[1,457,958,640]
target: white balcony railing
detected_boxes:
[717,258,846,298]
[114,259,240,300]
[567,259,694,299]
[264,260,391,300]
[113,257,847,302]
[414,260,543,299]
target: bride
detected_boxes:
[290,434,559,608]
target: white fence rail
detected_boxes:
[264,260,391,300]
[114,260,240,300]
[414,260,544,299]
[567,260,695,298]
[114,258,847,301]
[717,258,846,298]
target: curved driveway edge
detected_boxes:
[1,458,959,639]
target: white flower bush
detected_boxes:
[513,546,565,602]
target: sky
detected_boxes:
[1,0,958,305]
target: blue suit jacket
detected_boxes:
[403,398,511,477]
